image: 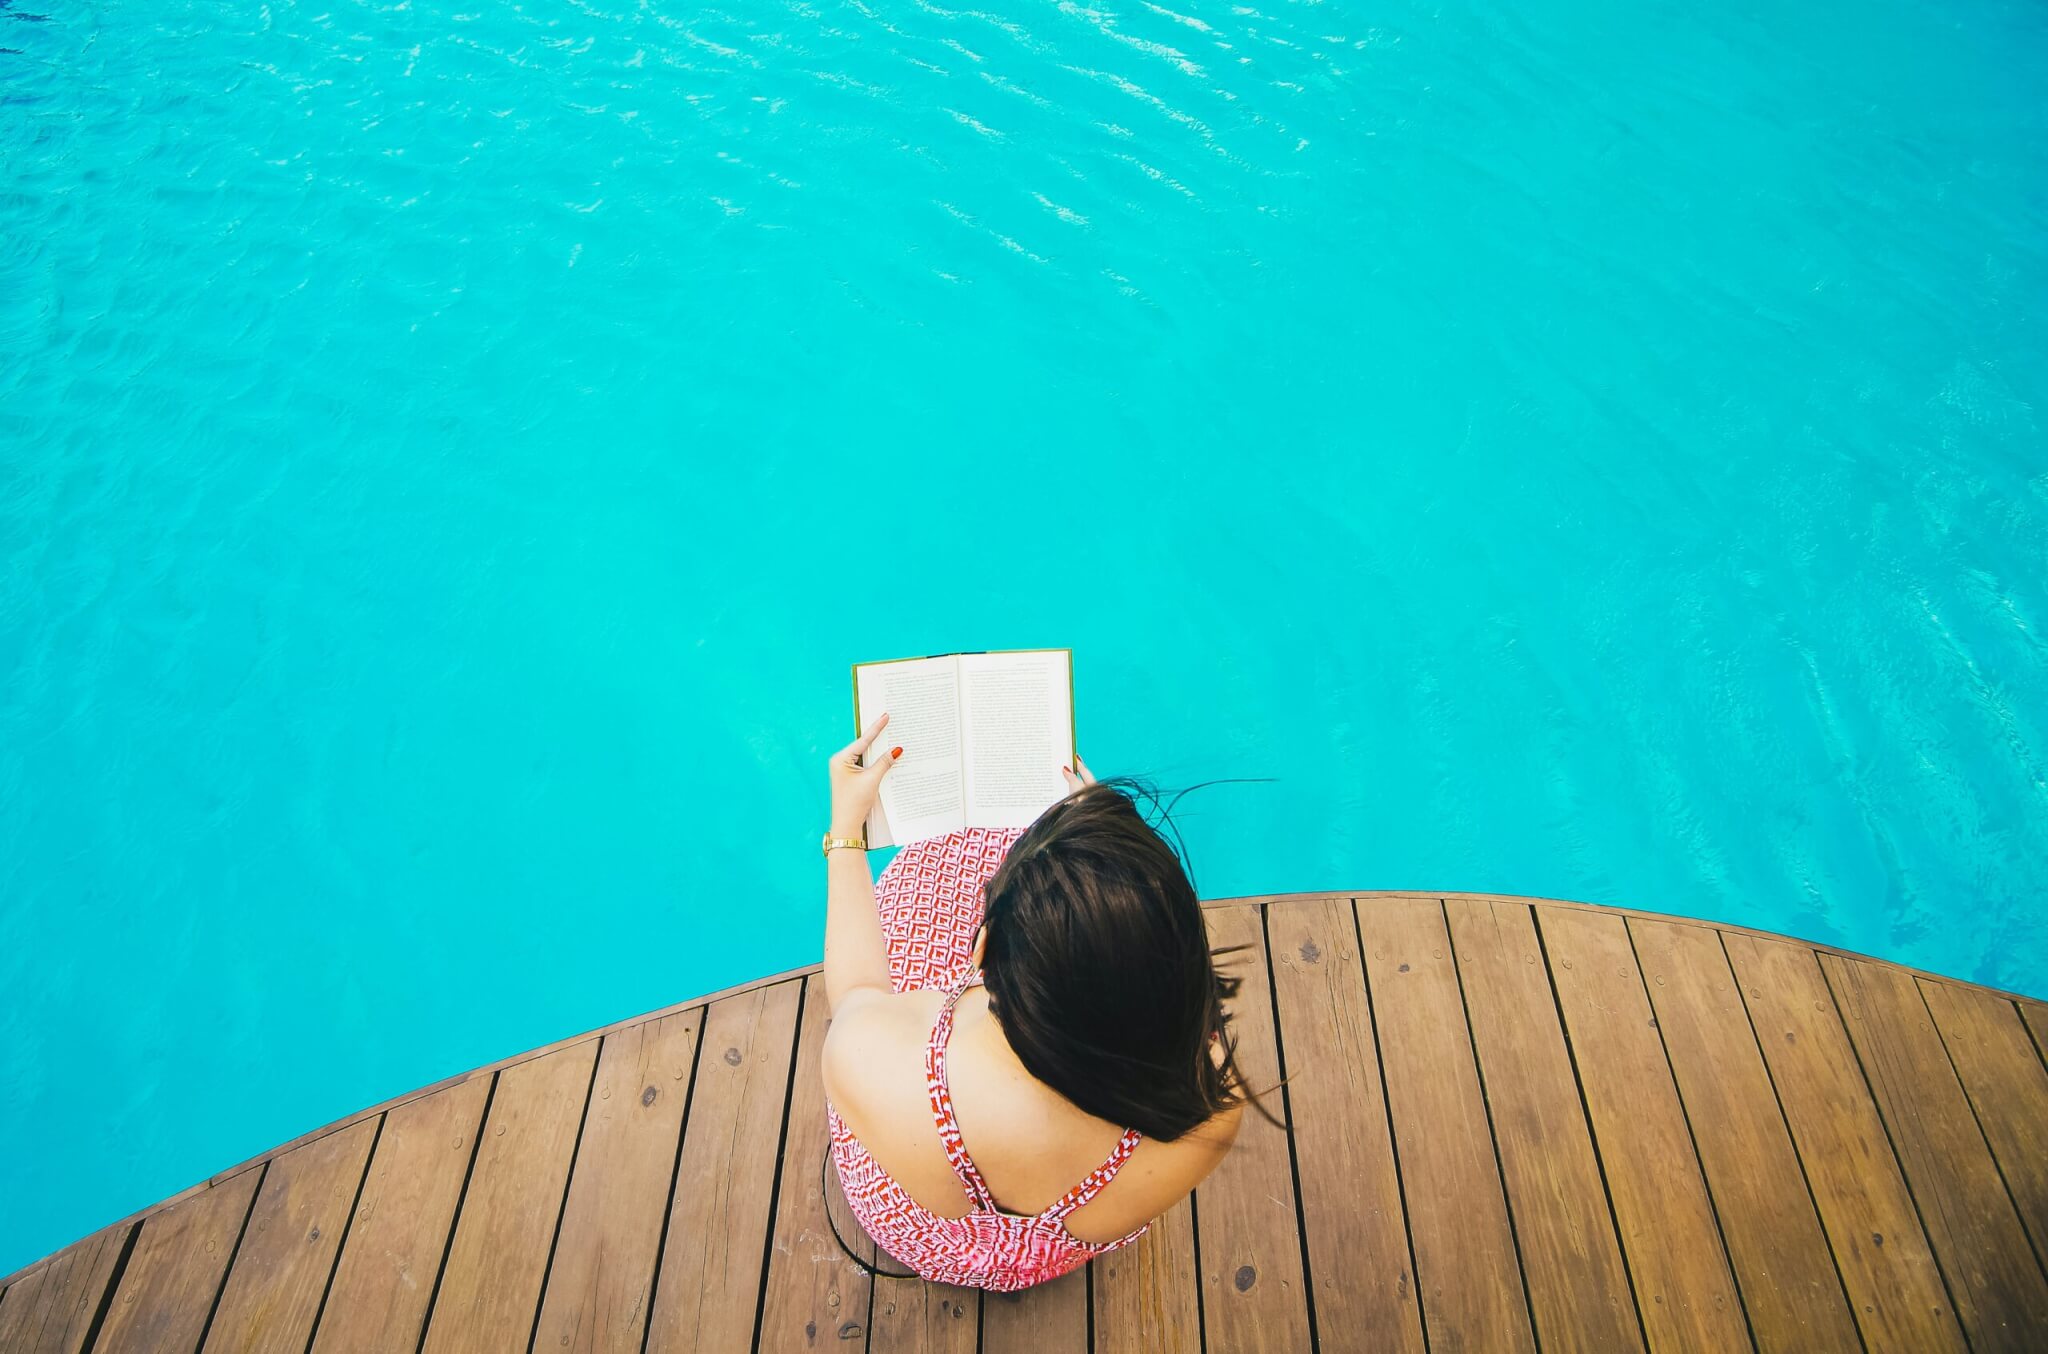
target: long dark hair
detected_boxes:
[977,776,1285,1139]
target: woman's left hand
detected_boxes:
[829,713,901,837]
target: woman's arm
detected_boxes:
[821,713,901,1015]
[824,846,892,1014]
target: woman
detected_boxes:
[818,712,1275,1292]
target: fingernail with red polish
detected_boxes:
[891,746,903,759]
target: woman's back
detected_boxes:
[824,963,1240,1249]
[820,826,1241,1289]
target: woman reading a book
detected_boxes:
[817,713,1276,1292]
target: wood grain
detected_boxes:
[980,1266,1086,1353]
[1538,907,1748,1352]
[419,1039,599,1354]
[1918,979,2048,1269]
[13,892,2045,1354]
[0,1223,134,1354]
[95,1169,263,1354]
[1265,895,1423,1353]
[1427,892,2041,1006]
[1446,896,1642,1352]
[756,976,876,1353]
[1821,953,2048,1349]
[643,981,801,1353]
[16,890,2039,1306]
[202,1116,378,1354]
[310,1075,492,1354]
[533,1008,705,1354]
[1193,903,1313,1353]
[1358,895,1535,1353]
[1721,933,1965,1352]
[1627,919,1858,1352]
[165,965,832,1208]
[864,1280,978,1354]
[1092,1192,1199,1354]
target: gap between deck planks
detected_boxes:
[5,893,2045,1354]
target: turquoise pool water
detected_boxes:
[4,0,2045,1277]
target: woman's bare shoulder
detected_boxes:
[820,988,937,1112]
[1158,1097,1244,1168]
[1067,1099,1242,1242]
[1176,1038,1250,1157]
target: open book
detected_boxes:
[853,649,1075,848]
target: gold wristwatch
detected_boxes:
[822,832,867,857]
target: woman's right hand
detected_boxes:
[829,713,901,838]
[1058,752,1098,794]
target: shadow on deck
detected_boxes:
[4,892,2046,1353]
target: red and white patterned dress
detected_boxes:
[826,827,1152,1291]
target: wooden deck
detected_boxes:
[4,891,2046,1353]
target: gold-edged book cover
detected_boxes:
[850,648,1077,763]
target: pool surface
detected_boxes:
[3,0,2044,1277]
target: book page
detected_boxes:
[959,650,1075,829]
[853,656,966,847]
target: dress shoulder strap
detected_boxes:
[926,964,999,1212]
[1045,1125,1144,1221]
[927,964,1146,1224]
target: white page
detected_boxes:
[959,651,1074,829]
[854,656,967,847]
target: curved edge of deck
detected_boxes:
[4,891,2045,1354]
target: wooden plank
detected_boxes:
[1358,896,1535,1353]
[532,1008,704,1353]
[202,1116,378,1354]
[1721,933,1966,1351]
[1427,892,2047,1007]
[12,893,2031,1308]
[643,981,802,1353]
[1264,895,1423,1352]
[191,966,829,1197]
[865,1279,978,1353]
[1445,897,1642,1351]
[2024,1003,2047,1065]
[420,1038,600,1354]
[0,1223,134,1354]
[1193,902,1312,1352]
[0,973,831,1300]
[94,1168,264,1354]
[9,891,2032,1302]
[1820,953,2048,1348]
[1092,1192,1199,1354]
[1537,906,1749,1352]
[1919,979,2048,1266]
[1626,918,1859,1351]
[14,893,2038,1354]
[310,1075,493,1354]
[757,975,876,1353]
[980,1267,1086,1353]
